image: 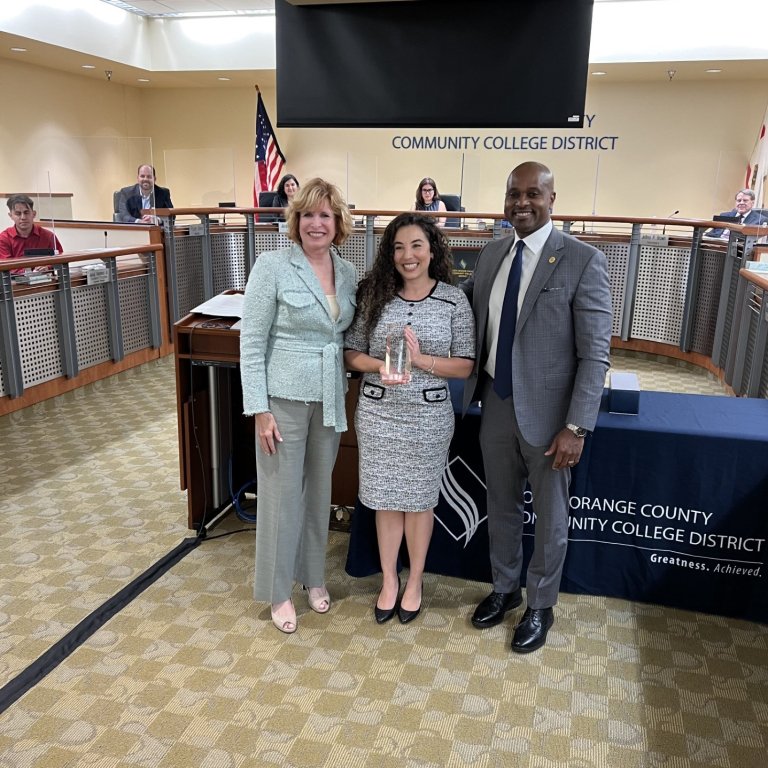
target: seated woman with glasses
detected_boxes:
[412,177,447,227]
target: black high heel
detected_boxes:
[374,575,400,624]
[398,580,422,624]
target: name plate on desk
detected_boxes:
[639,234,670,247]
[84,264,109,285]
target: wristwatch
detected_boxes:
[566,423,587,438]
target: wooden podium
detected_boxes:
[174,310,359,529]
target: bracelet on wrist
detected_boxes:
[426,355,436,375]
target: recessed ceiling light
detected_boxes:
[218,77,231,81]
[591,71,607,76]
[81,65,96,70]
[137,78,150,82]
[10,47,27,52]
[705,69,722,73]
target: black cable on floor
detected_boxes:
[0,536,201,716]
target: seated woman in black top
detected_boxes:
[412,177,447,227]
[273,174,300,208]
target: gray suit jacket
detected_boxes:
[462,228,612,445]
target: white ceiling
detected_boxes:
[100,0,414,14]
[101,0,274,15]
[1,0,767,89]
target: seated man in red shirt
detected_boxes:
[0,194,63,275]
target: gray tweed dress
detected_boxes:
[344,281,475,511]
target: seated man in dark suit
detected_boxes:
[117,164,173,224]
[705,188,768,238]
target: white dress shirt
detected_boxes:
[484,220,553,379]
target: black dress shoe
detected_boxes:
[375,603,397,624]
[511,607,554,653]
[398,580,422,624]
[397,603,421,624]
[471,589,522,629]
[374,576,400,624]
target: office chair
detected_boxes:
[258,191,277,208]
[440,194,463,228]
[258,191,278,222]
[113,185,139,222]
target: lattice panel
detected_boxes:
[254,231,291,257]
[250,231,366,283]
[337,233,366,282]
[715,256,742,369]
[631,245,690,344]
[740,297,759,397]
[118,277,151,354]
[760,325,768,399]
[73,285,111,369]
[594,242,628,336]
[212,232,248,294]
[16,292,62,387]
[690,249,725,356]
[175,237,204,319]
[445,234,494,250]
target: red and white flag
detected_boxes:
[253,91,286,205]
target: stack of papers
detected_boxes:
[190,293,244,317]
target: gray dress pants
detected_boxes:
[478,378,570,609]
[253,397,341,603]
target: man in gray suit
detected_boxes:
[462,162,612,652]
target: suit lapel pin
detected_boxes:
[548,256,556,264]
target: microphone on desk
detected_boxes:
[104,231,108,249]
[662,211,680,235]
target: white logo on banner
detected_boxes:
[437,455,487,547]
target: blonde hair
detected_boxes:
[286,178,353,246]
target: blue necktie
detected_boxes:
[493,240,524,400]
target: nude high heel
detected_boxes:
[305,586,331,614]
[271,601,297,634]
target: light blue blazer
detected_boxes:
[240,243,357,432]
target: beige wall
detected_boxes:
[2,58,766,223]
[0,60,149,221]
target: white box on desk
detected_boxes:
[609,371,640,415]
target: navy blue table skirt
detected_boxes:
[346,386,768,624]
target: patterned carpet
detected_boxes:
[0,354,766,768]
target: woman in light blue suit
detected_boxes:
[240,178,357,634]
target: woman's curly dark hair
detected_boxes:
[355,213,454,340]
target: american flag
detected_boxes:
[253,92,286,205]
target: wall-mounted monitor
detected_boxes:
[275,0,593,129]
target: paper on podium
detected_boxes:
[190,293,244,318]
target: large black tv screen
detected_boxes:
[275,0,593,129]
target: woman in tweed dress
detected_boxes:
[344,214,475,624]
[240,178,357,634]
